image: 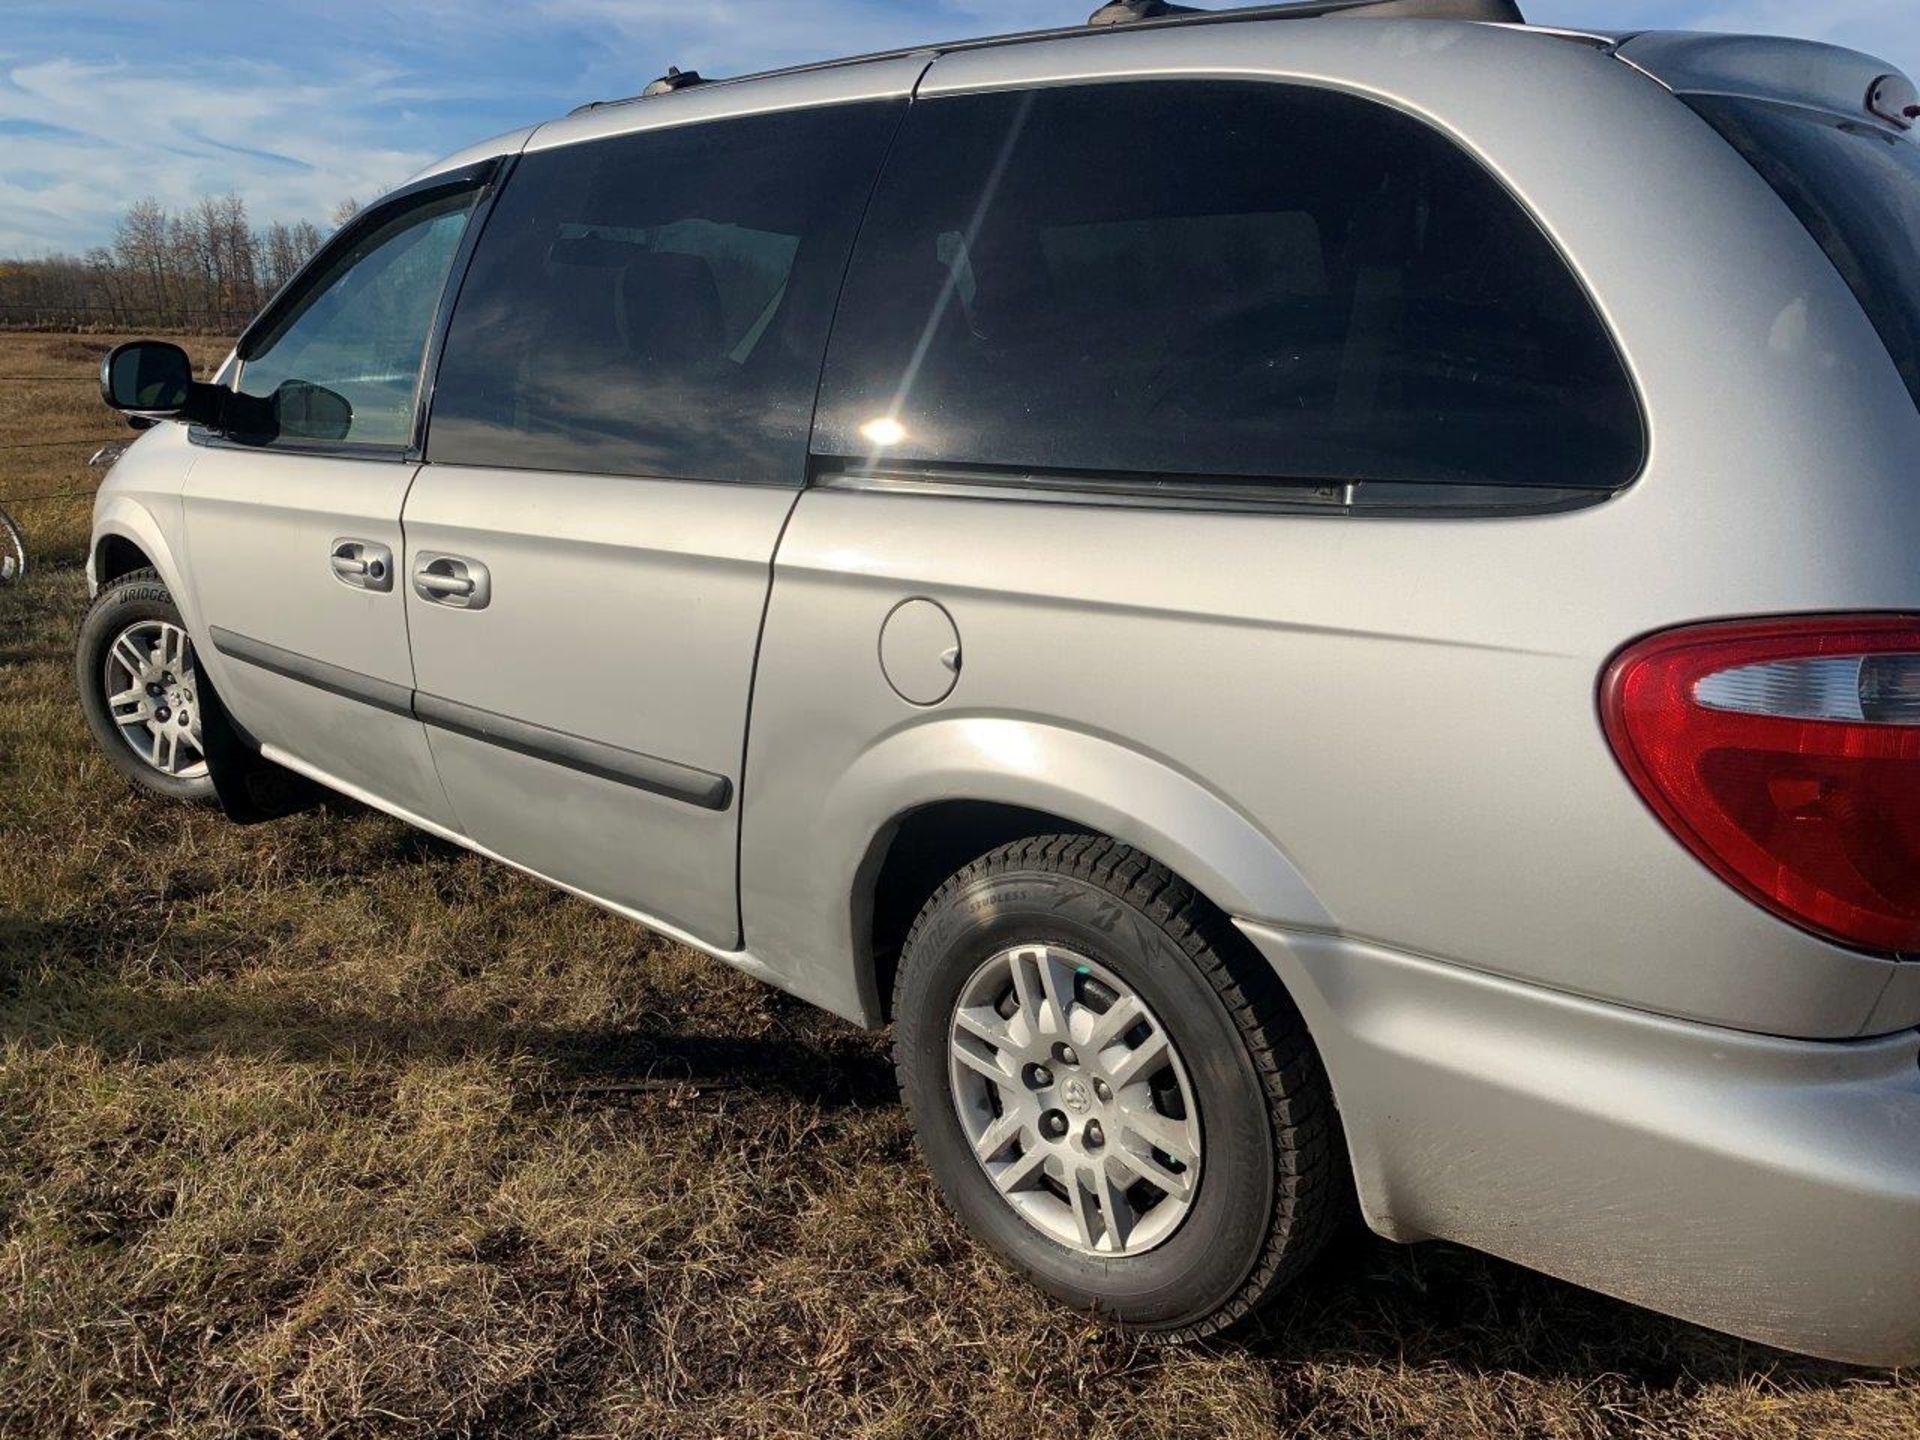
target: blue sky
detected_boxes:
[2,0,1917,255]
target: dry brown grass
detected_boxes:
[0,332,1913,1438]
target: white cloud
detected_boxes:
[8,0,1918,256]
[0,54,440,254]
[0,0,1102,254]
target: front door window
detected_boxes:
[234,185,481,448]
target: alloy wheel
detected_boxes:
[103,619,208,780]
[947,943,1203,1256]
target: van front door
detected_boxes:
[184,173,488,826]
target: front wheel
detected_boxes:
[75,568,217,803]
[893,836,1344,1340]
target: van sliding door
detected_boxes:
[404,90,909,950]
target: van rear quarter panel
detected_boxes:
[739,22,1920,1038]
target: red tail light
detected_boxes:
[1602,617,1920,954]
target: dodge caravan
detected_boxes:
[80,0,1920,1365]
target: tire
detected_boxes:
[893,835,1342,1341]
[75,568,217,804]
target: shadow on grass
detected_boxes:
[0,905,1876,1394]
[0,913,897,1113]
[1228,1225,1874,1392]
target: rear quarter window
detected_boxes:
[813,80,1645,500]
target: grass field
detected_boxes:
[0,330,1913,1438]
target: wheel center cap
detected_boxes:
[1061,1076,1093,1114]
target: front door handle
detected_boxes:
[330,538,393,592]
[412,552,491,611]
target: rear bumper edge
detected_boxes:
[1238,921,1920,1368]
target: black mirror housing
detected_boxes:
[99,340,225,428]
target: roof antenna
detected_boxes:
[1088,0,1202,25]
[643,65,707,96]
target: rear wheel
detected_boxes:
[893,835,1343,1339]
[75,568,216,803]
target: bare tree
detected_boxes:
[85,247,127,326]
[114,197,173,320]
[0,193,333,331]
[259,217,326,296]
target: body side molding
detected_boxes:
[208,625,414,715]
[412,692,733,810]
[208,628,732,810]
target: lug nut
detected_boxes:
[1041,1110,1068,1139]
[155,706,170,722]
[146,683,163,697]
[1055,1043,1079,1067]
[1024,1063,1053,1090]
[1084,1120,1105,1150]
[177,712,191,726]
[1094,1078,1112,1103]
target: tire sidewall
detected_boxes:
[75,575,216,804]
[897,861,1278,1330]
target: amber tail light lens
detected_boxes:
[1602,617,1920,954]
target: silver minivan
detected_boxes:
[79,0,1920,1366]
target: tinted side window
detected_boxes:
[429,102,904,484]
[236,184,480,448]
[815,82,1643,493]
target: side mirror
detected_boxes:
[100,340,194,415]
[272,380,353,441]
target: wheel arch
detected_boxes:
[92,532,154,588]
[82,503,314,822]
[838,717,1330,1025]
[89,498,186,607]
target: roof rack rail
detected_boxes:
[569,0,1523,118]
[1089,0,1523,25]
[642,65,708,96]
[1089,0,1199,24]
[569,65,709,114]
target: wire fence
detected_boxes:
[0,437,123,452]
[0,363,131,512]
[2,490,97,505]
[1,334,250,522]
[0,304,254,334]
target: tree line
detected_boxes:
[0,193,357,334]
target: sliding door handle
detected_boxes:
[412,552,491,610]
[417,571,473,597]
[330,538,392,592]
